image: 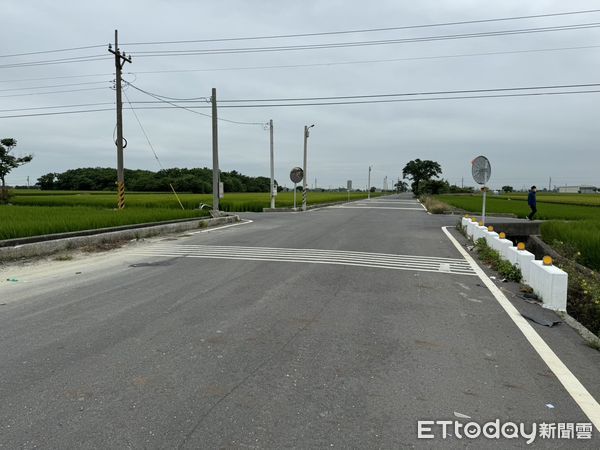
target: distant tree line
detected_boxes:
[36,167,275,193]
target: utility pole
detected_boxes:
[368,165,372,199]
[269,119,275,209]
[549,176,552,192]
[302,124,314,211]
[211,88,220,214]
[108,29,131,210]
[461,177,464,189]
[26,176,29,188]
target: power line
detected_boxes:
[212,89,600,107]
[0,44,107,58]
[132,22,600,57]
[0,102,114,113]
[3,86,600,118]
[127,44,600,75]
[125,82,267,126]
[123,82,210,102]
[122,9,600,46]
[2,8,597,62]
[0,80,111,93]
[0,108,114,118]
[0,73,114,84]
[218,82,600,103]
[0,86,110,98]
[0,56,110,70]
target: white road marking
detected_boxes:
[442,226,600,431]
[356,200,421,204]
[189,219,253,234]
[131,244,476,276]
[337,206,425,211]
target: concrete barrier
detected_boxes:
[516,249,536,284]
[491,237,514,259]
[473,225,488,241]
[457,222,568,312]
[0,215,240,261]
[505,246,520,265]
[528,261,568,311]
[466,220,478,239]
[484,230,499,247]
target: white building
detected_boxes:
[558,185,597,194]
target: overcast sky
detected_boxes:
[3,0,600,191]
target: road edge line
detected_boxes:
[442,225,600,431]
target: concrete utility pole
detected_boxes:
[269,119,275,209]
[211,88,220,214]
[108,30,131,210]
[368,165,372,199]
[302,124,314,211]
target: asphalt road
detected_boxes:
[1,194,600,449]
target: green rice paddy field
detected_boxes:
[436,193,600,271]
[0,190,380,241]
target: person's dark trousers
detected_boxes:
[528,206,537,220]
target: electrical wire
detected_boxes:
[3,86,600,118]
[2,8,597,60]
[0,80,112,93]
[0,86,110,98]
[122,9,600,46]
[0,56,110,70]
[131,23,600,57]
[0,102,114,113]
[212,89,600,107]
[128,44,600,75]
[123,89,186,209]
[0,44,107,58]
[0,73,114,84]
[0,108,114,118]
[125,82,267,126]
[218,82,600,103]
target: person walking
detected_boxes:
[527,185,537,220]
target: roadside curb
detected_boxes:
[557,311,600,350]
[0,215,239,261]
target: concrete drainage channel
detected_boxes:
[0,215,240,261]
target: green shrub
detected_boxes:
[474,238,522,282]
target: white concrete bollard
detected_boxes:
[484,230,499,247]
[516,249,535,284]
[466,220,477,239]
[506,246,520,265]
[496,238,514,259]
[528,260,568,311]
[473,225,488,242]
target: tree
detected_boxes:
[501,185,514,193]
[0,138,32,202]
[421,179,450,195]
[394,180,408,192]
[402,159,442,194]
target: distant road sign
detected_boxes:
[347,180,352,190]
[290,167,304,184]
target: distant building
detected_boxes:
[558,185,597,194]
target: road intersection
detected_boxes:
[1,195,599,448]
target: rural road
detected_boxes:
[1,194,600,448]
